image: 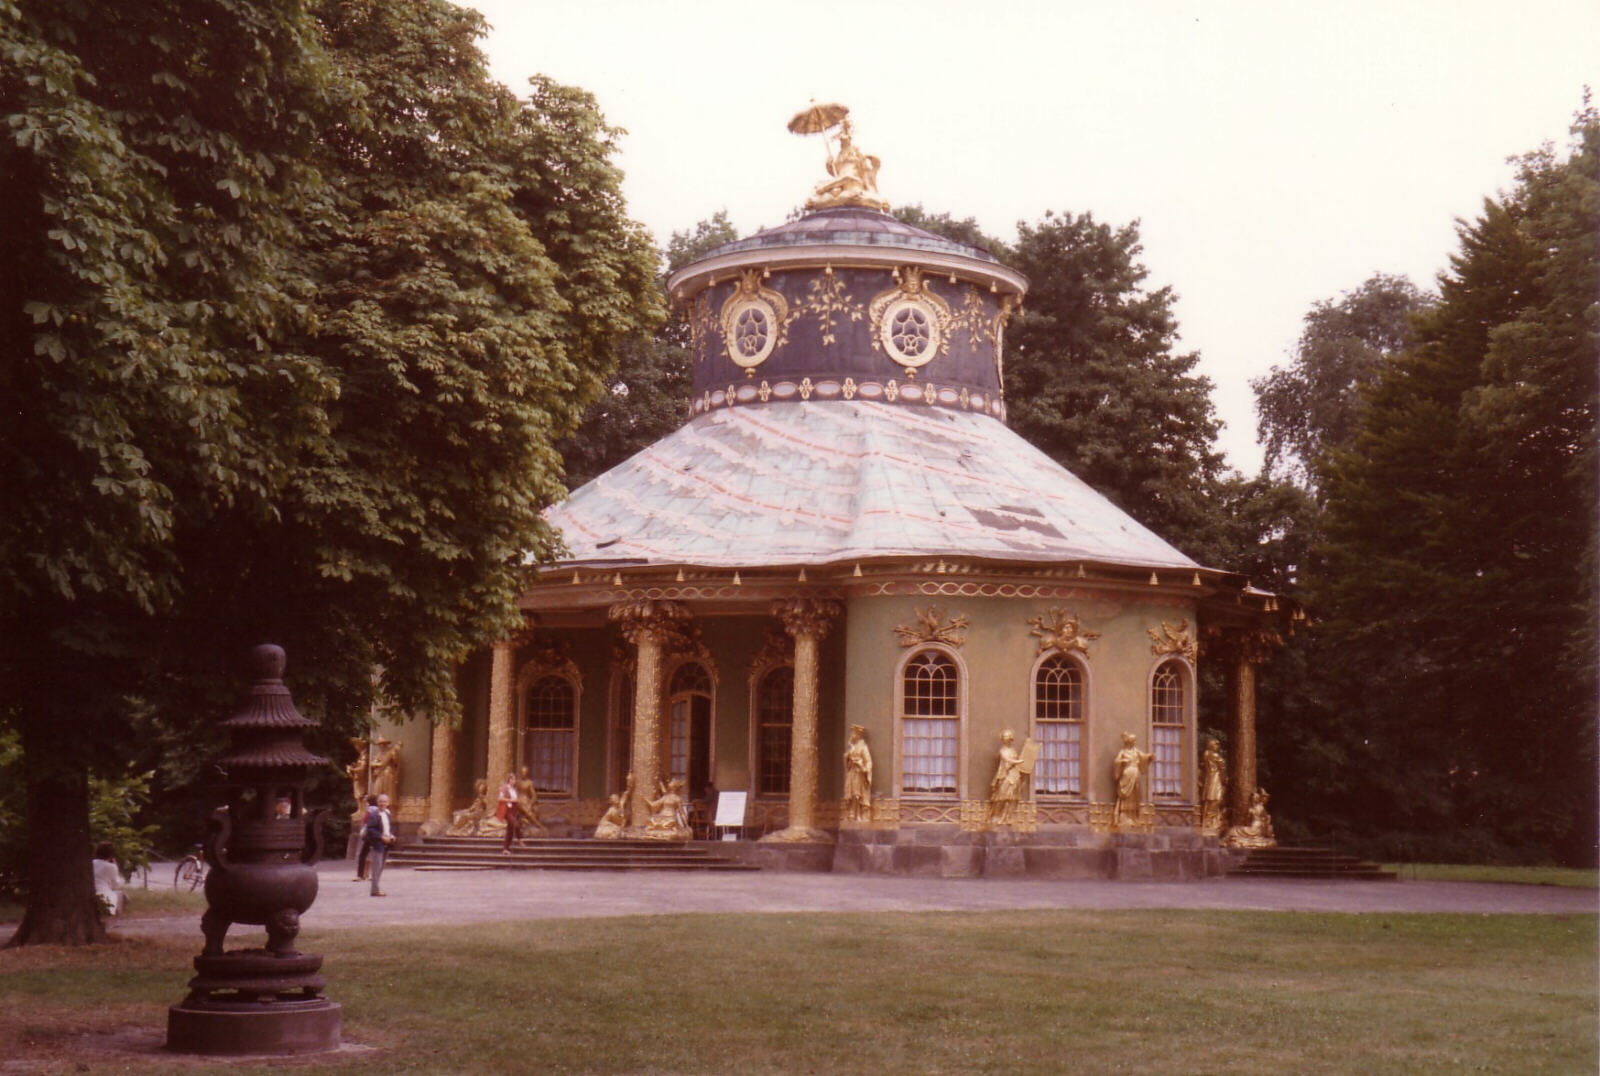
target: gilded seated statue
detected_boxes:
[448,778,493,837]
[643,778,690,841]
[594,773,633,840]
[1223,787,1276,849]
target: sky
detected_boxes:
[466,0,1598,472]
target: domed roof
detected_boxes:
[666,207,1026,304]
[546,401,1199,572]
[703,207,1006,264]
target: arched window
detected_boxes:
[1150,660,1186,797]
[524,674,576,796]
[900,649,960,795]
[1034,653,1085,796]
[756,665,794,796]
[668,662,713,800]
[610,671,633,793]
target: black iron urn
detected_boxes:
[166,644,341,1055]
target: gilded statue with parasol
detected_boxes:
[789,102,888,211]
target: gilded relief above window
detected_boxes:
[1148,618,1198,663]
[1026,608,1100,656]
[893,606,969,648]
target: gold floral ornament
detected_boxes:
[1027,608,1100,656]
[893,606,970,648]
[787,271,863,347]
[719,269,789,375]
[1147,618,1197,663]
[869,267,952,377]
[788,102,889,212]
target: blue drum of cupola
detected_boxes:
[668,207,1027,420]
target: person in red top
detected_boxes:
[496,772,519,854]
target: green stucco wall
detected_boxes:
[842,591,1198,804]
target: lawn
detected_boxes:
[0,909,1593,1074]
[1381,863,1599,888]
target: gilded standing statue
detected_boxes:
[515,766,546,836]
[842,725,873,822]
[1198,738,1226,834]
[1112,731,1153,828]
[368,738,400,805]
[987,729,1028,826]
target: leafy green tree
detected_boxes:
[1,0,658,945]
[890,205,1008,258]
[1304,103,1598,863]
[558,212,735,488]
[1003,211,1226,554]
[1,0,338,946]
[1253,274,1434,488]
[890,206,1229,557]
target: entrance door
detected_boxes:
[667,663,713,801]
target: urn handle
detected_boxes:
[202,806,232,871]
[302,807,328,865]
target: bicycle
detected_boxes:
[173,845,207,891]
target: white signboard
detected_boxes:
[713,790,747,833]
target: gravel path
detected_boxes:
[110,860,1597,940]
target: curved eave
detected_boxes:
[524,558,1301,640]
[667,243,1028,302]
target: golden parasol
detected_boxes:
[788,101,851,166]
[787,100,850,135]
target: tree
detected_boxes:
[1003,211,1226,555]
[0,0,659,945]
[558,212,735,488]
[1304,103,1598,863]
[888,207,1229,557]
[1,0,338,946]
[1253,274,1434,488]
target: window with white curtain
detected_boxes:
[1151,660,1185,797]
[524,674,575,796]
[1034,654,1084,795]
[900,649,959,794]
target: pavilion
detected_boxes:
[369,108,1293,878]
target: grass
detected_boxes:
[1382,863,1599,888]
[0,883,208,924]
[0,909,1594,1074]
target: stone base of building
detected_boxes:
[831,827,1229,880]
[711,840,836,872]
[707,827,1230,879]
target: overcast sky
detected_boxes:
[466,0,1598,472]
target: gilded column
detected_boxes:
[485,640,516,791]
[609,599,691,831]
[1224,631,1275,830]
[765,597,842,843]
[424,719,456,831]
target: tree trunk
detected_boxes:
[6,722,105,947]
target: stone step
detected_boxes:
[405,860,759,872]
[1226,845,1395,881]
[386,835,759,873]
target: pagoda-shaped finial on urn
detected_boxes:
[167,644,341,1055]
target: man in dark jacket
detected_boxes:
[365,794,395,897]
[353,794,378,881]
